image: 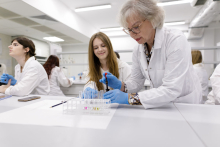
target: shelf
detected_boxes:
[57,47,220,55]
[60,63,88,66]
[191,46,220,50]
[36,59,47,62]
[57,51,88,54]
[35,55,47,59]
[203,61,220,64]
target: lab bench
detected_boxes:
[0,95,219,147]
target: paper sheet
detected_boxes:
[0,100,118,130]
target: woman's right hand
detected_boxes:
[0,74,17,85]
[99,72,122,90]
[82,87,98,99]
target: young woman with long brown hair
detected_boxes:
[43,55,74,96]
[83,32,131,94]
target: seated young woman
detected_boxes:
[0,37,50,96]
[83,32,131,96]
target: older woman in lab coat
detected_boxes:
[0,37,50,96]
[101,0,202,109]
[205,64,220,105]
[43,55,74,96]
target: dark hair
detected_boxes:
[12,37,36,58]
[114,51,120,59]
[43,55,59,79]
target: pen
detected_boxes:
[105,73,109,92]
[50,101,67,108]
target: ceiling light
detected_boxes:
[43,37,64,42]
[100,27,123,32]
[75,4,111,12]
[157,0,191,6]
[164,21,186,26]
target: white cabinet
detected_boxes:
[60,80,86,97]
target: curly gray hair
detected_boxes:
[119,0,165,29]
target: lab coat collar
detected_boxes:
[141,27,164,51]
[16,56,35,72]
[153,27,164,50]
[193,63,204,67]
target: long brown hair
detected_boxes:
[88,32,119,90]
[43,55,59,79]
[191,50,202,65]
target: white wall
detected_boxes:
[0,33,13,75]
[61,44,88,78]
[31,38,50,57]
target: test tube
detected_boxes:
[99,90,104,99]
[79,91,82,99]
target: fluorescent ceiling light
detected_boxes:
[157,0,191,6]
[164,21,186,26]
[43,37,64,42]
[75,4,111,12]
[100,27,123,32]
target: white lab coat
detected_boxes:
[48,66,74,96]
[193,63,209,99]
[84,59,131,91]
[5,56,50,96]
[205,64,220,105]
[125,27,202,109]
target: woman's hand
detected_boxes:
[99,72,122,90]
[0,74,17,85]
[104,89,129,104]
[0,79,11,93]
[82,87,98,99]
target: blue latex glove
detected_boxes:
[71,76,75,80]
[104,89,129,104]
[99,72,122,90]
[82,87,98,99]
[0,74,17,86]
[78,72,83,76]
[0,73,8,84]
[7,74,17,85]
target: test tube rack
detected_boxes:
[63,98,111,115]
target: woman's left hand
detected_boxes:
[0,79,11,93]
[104,89,129,104]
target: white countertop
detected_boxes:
[1,95,219,147]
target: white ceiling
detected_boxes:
[0,0,219,45]
[60,0,202,28]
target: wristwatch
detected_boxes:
[128,93,142,105]
[124,83,128,93]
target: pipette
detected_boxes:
[105,73,110,92]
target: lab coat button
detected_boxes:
[145,69,147,71]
